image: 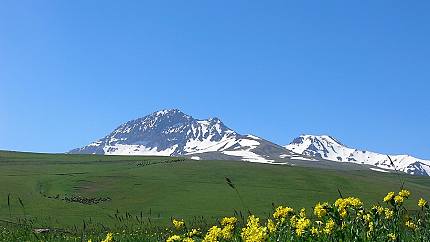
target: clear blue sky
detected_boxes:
[1,1,429,158]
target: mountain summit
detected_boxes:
[284,134,430,176]
[69,109,294,162]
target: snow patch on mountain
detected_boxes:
[220,137,275,163]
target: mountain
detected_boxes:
[69,109,430,176]
[284,135,430,176]
[69,109,296,163]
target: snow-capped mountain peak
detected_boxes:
[288,135,345,157]
[69,109,293,163]
[285,134,430,176]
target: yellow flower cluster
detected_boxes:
[362,213,372,222]
[387,233,396,241]
[201,217,237,241]
[335,197,362,208]
[266,219,276,233]
[272,206,294,220]
[310,226,319,236]
[313,202,328,218]
[384,208,394,220]
[163,189,429,242]
[366,221,374,238]
[418,198,427,208]
[334,197,362,218]
[173,219,185,230]
[202,226,221,242]
[182,238,195,242]
[371,205,384,215]
[101,232,113,242]
[221,217,238,227]
[287,209,312,236]
[294,217,310,237]
[384,192,395,202]
[299,208,306,217]
[405,220,417,231]
[166,235,181,242]
[241,215,267,242]
[394,195,404,204]
[323,219,335,235]
[167,220,199,242]
[220,224,234,240]
[384,189,410,205]
[399,189,411,198]
[187,229,200,237]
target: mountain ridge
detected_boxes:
[70,109,430,176]
[284,134,430,176]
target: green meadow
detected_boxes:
[1,150,429,229]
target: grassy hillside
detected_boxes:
[1,150,430,228]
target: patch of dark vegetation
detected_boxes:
[42,193,111,205]
[136,158,185,167]
[53,172,88,176]
[136,161,152,166]
[63,195,111,205]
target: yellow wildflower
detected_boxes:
[267,219,276,233]
[366,220,374,238]
[273,206,294,219]
[314,202,328,218]
[187,229,200,237]
[387,233,396,241]
[295,217,311,237]
[101,232,113,242]
[335,198,345,207]
[372,205,384,215]
[299,208,306,218]
[183,238,194,242]
[290,215,298,227]
[384,192,395,202]
[203,226,221,242]
[221,217,238,227]
[348,197,363,207]
[172,219,185,230]
[363,213,372,222]
[166,235,181,242]
[220,224,234,240]
[418,198,427,208]
[323,219,335,235]
[339,208,347,218]
[310,226,319,236]
[394,195,404,205]
[335,197,362,219]
[398,189,411,198]
[405,220,417,231]
[384,208,394,220]
[241,215,268,242]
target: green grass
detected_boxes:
[1,150,430,230]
